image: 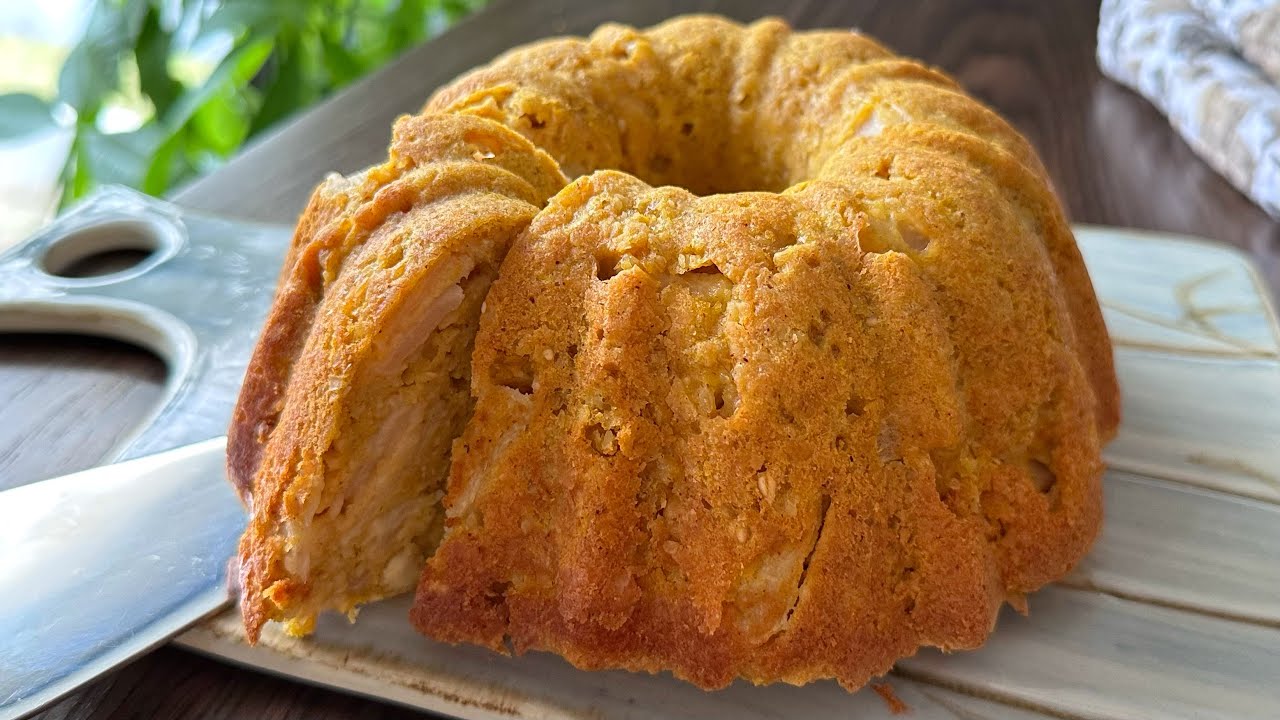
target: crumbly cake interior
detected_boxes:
[274,262,493,634]
[231,114,566,641]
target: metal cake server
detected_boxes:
[0,439,236,718]
[0,187,292,718]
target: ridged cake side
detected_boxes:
[232,114,566,641]
[410,16,1117,689]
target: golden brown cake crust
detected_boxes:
[408,15,1117,690]
[411,166,1104,689]
[228,173,360,501]
[232,13,1118,690]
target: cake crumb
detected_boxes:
[873,682,909,715]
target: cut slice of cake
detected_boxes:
[229,113,565,641]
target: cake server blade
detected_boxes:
[0,437,242,720]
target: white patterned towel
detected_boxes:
[1098,0,1280,217]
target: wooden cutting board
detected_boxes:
[2,190,1277,719]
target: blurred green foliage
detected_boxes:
[0,0,485,207]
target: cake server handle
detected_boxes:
[0,437,242,720]
[0,185,291,462]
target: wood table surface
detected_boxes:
[6,0,1277,718]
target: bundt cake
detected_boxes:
[229,14,1119,691]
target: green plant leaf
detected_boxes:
[162,36,273,129]
[248,34,319,135]
[58,0,148,113]
[0,93,55,139]
[196,0,302,43]
[52,0,488,206]
[190,83,251,156]
[319,37,366,86]
[135,6,183,117]
[64,135,92,206]
[388,0,431,49]
[141,126,193,194]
